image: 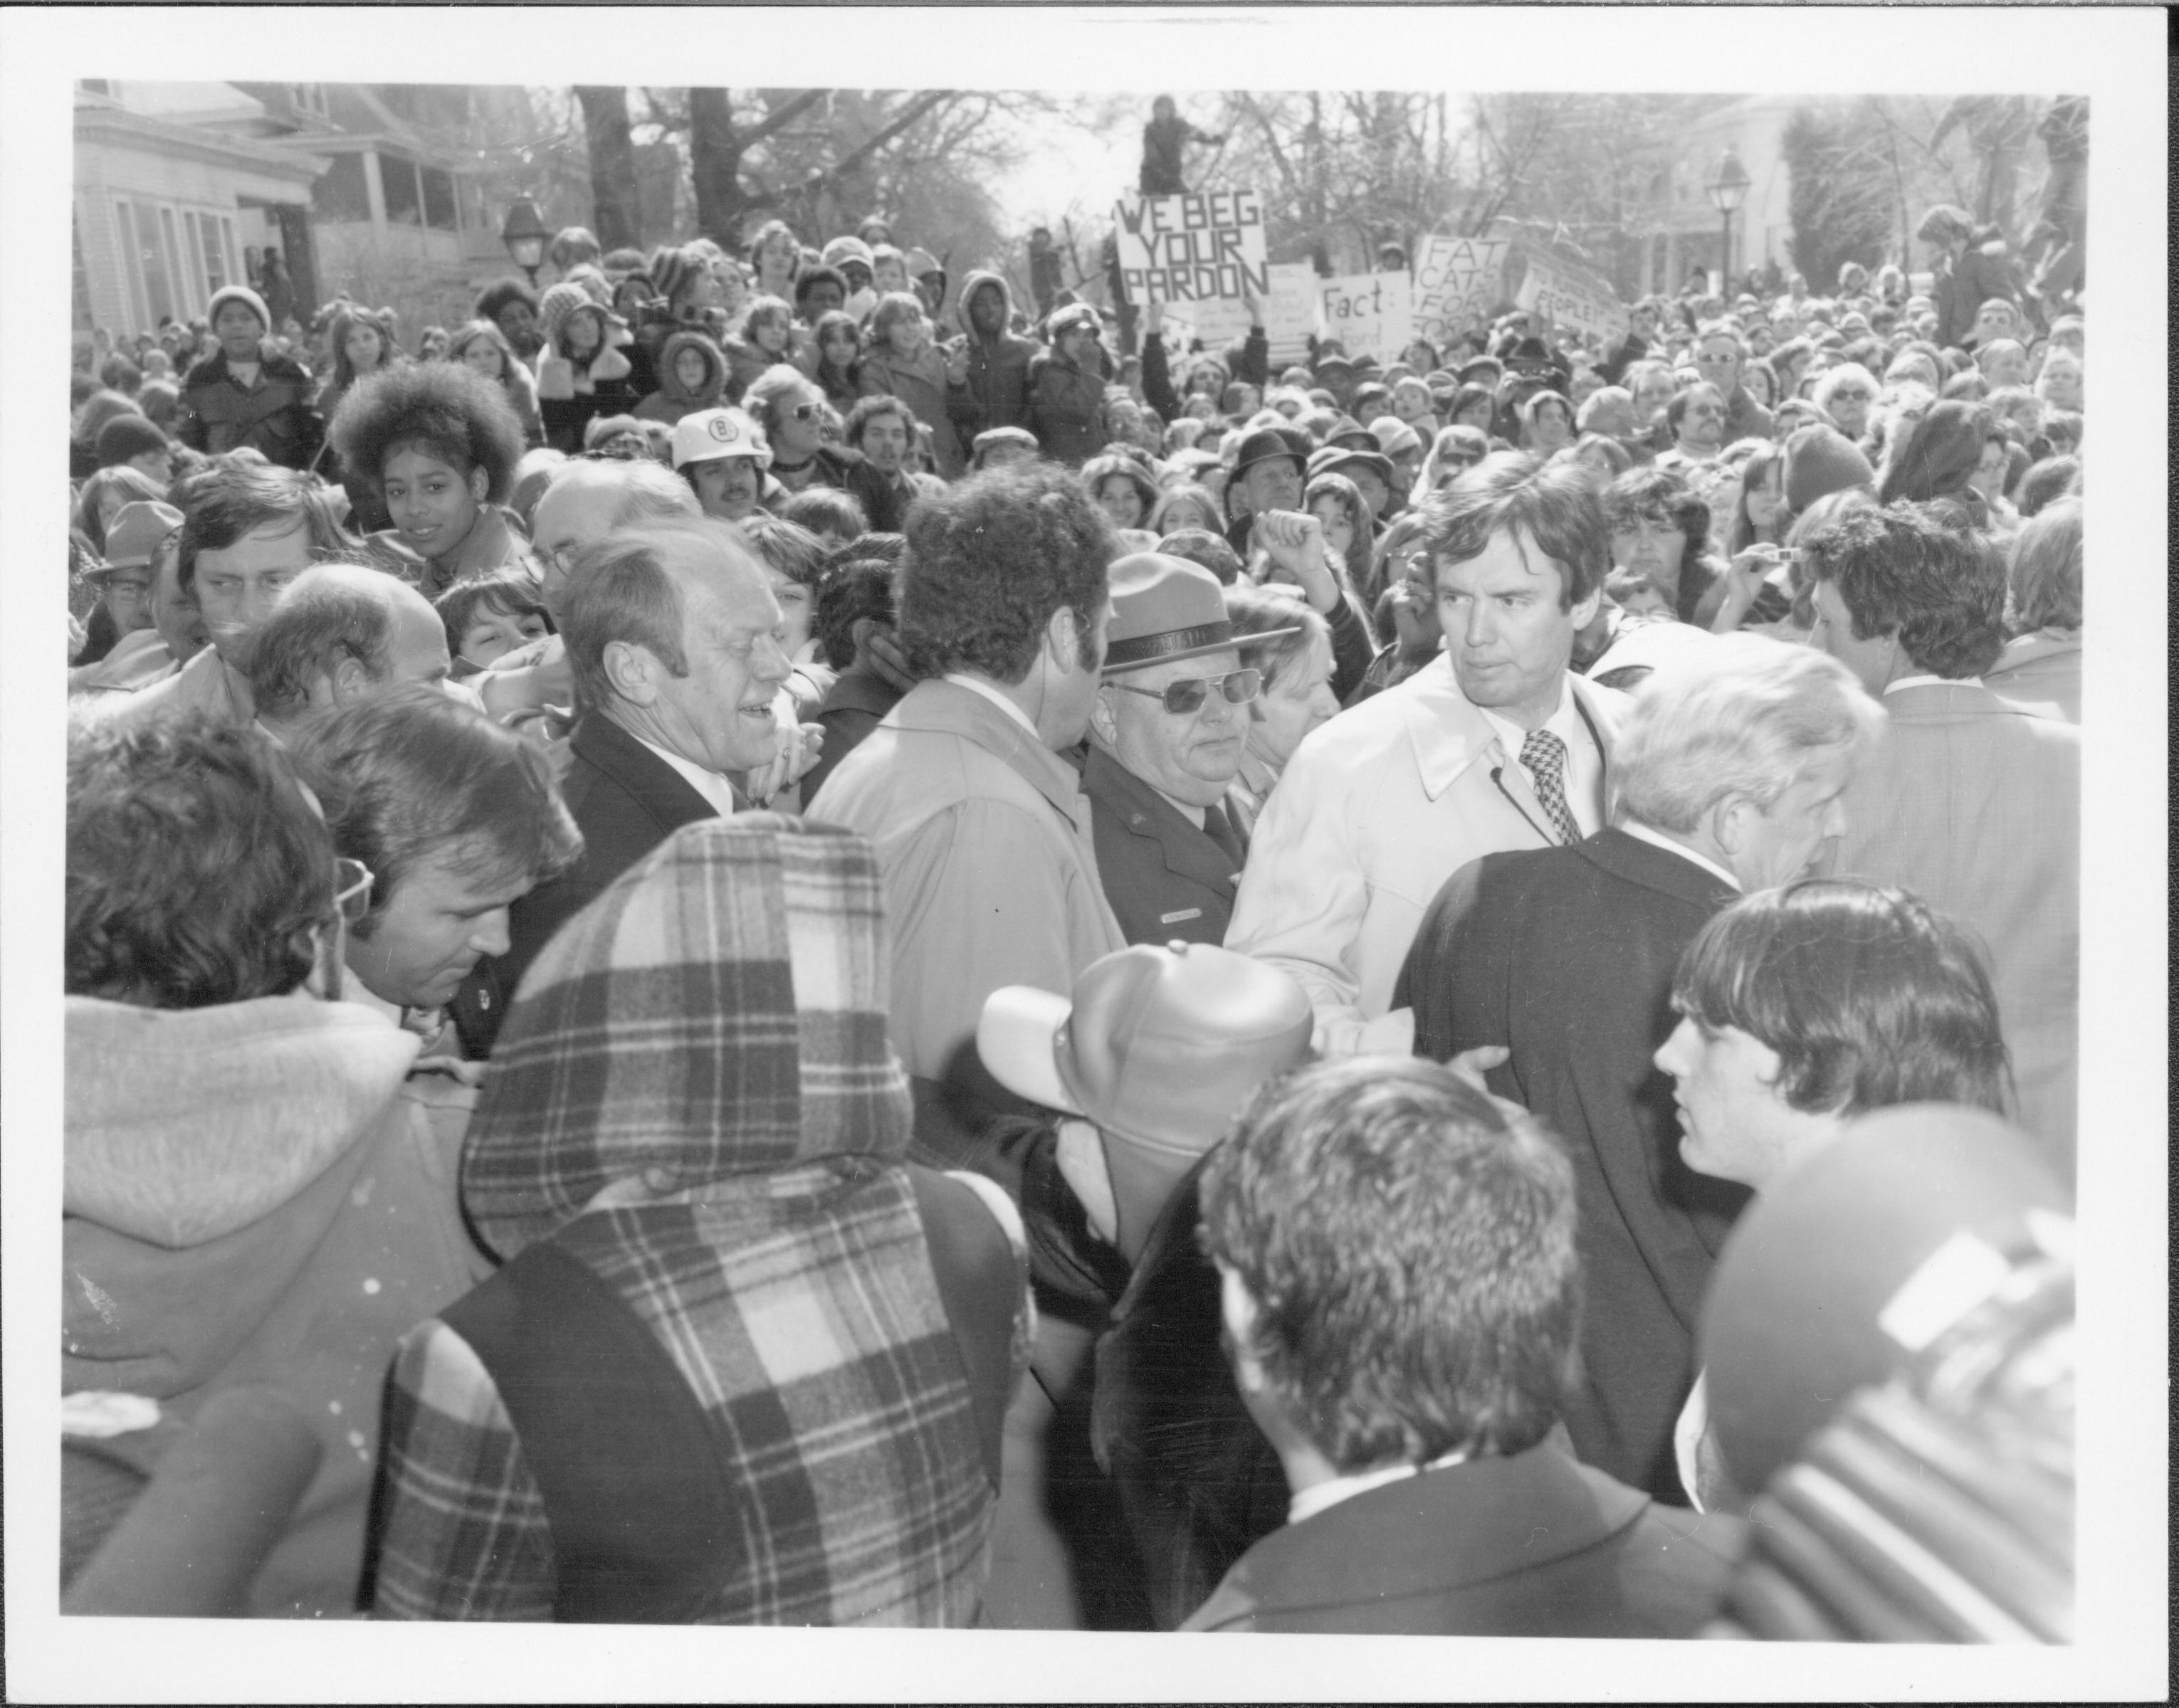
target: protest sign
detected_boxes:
[1513,249,1630,342]
[1317,272,1413,363]
[1262,261,1319,367]
[1412,232,1511,344]
[1113,189,1269,305]
[1160,261,1318,369]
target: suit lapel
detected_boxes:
[1085,748,1240,895]
[572,715,723,834]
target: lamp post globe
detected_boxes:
[499,195,550,287]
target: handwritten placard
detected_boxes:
[1113,189,1269,305]
[1412,233,1511,344]
[1515,251,1629,342]
[1317,272,1414,363]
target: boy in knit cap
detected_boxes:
[174,285,322,470]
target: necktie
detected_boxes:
[1202,801,1246,870]
[1520,728,1582,847]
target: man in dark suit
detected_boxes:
[1083,553,1296,947]
[454,517,793,1055]
[1395,636,1881,1503]
[1182,1055,1743,1635]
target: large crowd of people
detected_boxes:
[61,169,2081,1640]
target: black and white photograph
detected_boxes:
[2,6,2164,1701]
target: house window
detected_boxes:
[159,206,190,316]
[130,201,174,326]
[220,216,240,284]
[317,152,372,223]
[382,154,424,226]
[114,201,149,329]
[73,214,96,332]
[421,166,458,231]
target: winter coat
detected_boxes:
[719,334,784,408]
[1025,349,1107,468]
[634,330,728,424]
[533,340,637,455]
[953,270,1042,438]
[856,343,973,480]
[176,347,323,470]
[62,991,489,1616]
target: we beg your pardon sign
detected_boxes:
[1113,189,1270,304]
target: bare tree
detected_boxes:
[574,86,641,251]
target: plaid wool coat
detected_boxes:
[369,816,1030,1623]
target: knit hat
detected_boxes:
[1782,424,1876,514]
[205,284,271,332]
[1700,1105,2068,1498]
[903,246,942,280]
[537,282,595,349]
[1370,416,1424,458]
[95,413,170,468]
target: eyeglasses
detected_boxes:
[784,402,822,423]
[334,858,375,924]
[1109,668,1261,715]
[540,541,583,575]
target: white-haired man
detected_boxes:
[1395,635,1881,1505]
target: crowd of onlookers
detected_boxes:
[61,187,2081,1640]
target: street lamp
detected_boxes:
[1706,145,1751,294]
[498,195,550,286]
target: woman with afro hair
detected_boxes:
[329,361,535,596]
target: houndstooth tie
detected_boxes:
[1520,728,1582,846]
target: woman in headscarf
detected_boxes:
[371,817,1031,1625]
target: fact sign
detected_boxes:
[1318,272,1414,363]
[1114,189,1269,305]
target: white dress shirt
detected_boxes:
[1478,678,1605,837]
[633,734,740,818]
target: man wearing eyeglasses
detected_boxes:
[1083,555,1297,947]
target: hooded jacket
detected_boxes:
[634,329,728,424]
[370,818,1029,1623]
[954,270,1041,436]
[63,991,488,1617]
[176,347,323,470]
[1025,344,1108,468]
